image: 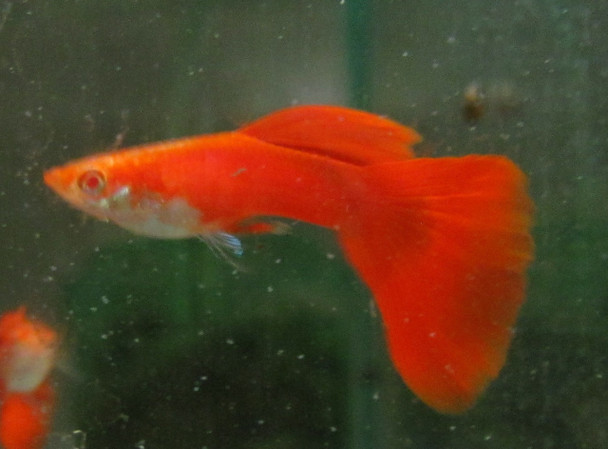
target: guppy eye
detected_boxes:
[77,170,106,196]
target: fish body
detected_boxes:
[0,308,57,449]
[45,132,359,238]
[44,105,533,413]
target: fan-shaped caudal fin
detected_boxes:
[239,105,420,165]
[339,156,533,413]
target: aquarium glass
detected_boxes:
[0,0,606,448]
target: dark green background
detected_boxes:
[0,1,606,448]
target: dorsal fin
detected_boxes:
[239,105,420,165]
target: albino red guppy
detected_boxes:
[44,105,533,413]
[0,307,57,449]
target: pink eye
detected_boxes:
[77,170,106,196]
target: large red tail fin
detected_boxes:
[339,156,533,413]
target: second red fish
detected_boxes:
[0,307,57,449]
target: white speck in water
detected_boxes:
[277,349,285,356]
[372,391,380,401]
[257,419,265,425]
[330,426,338,432]
[135,440,145,449]
[297,354,305,360]
[101,295,110,304]
[484,434,492,441]
[402,51,409,57]
[226,338,235,345]
[326,253,335,260]
[267,286,274,293]
[447,36,456,44]
[69,429,87,448]
[275,258,282,264]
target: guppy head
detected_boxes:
[43,153,204,239]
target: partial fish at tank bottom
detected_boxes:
[44,105,534,414]
[0,307,58,449]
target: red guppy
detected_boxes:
[44,105,533,413]
[0,308,57,449]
